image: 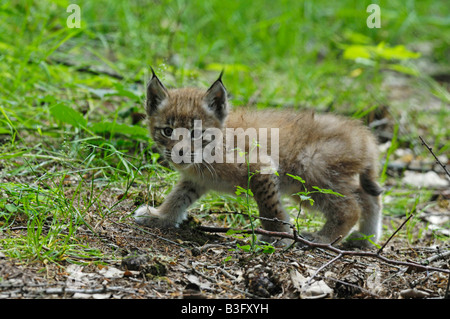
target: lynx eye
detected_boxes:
[161,127,173,138]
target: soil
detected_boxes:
[0,202,449,300]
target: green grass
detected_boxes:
[1,0,449,264]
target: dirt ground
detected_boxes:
[0,199,449,300]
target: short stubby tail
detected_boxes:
[360,168,383,196]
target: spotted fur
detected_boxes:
[134,72,383,248]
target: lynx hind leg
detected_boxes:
[299,192,361,246]
[347,191,382,247]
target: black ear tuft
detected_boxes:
[217,69,224,82]
[204,72,228,122]
[150,66,157,78]
[146,68,168,116]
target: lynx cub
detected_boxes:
[135,71,383,248]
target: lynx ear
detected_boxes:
[146,68,168,116]
[204,71,228,122]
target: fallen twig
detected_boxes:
[377,213,414,255]
[423,250,450,264]
[419,136,450,179]
[208,210,293,227]
[306,253,343,285]
[196,225,450,275]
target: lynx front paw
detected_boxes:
[134,205,178,228]
[258,234,293,248]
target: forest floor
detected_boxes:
[0,204,449,300]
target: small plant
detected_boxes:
[234,146,261,253]
[342,39,421,77]
[286,173,344,235]
[225,229,275,257]
[227,142,276,255]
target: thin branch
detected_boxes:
[423,251,450,264]
[377,213,414,255]
[208,210,293,227]
[196,225,450,275]
[306,253,343,285]
[419,136,450,179]
[330,235,343,246]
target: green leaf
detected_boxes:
[387,64,420,76]
[235,186,253,197]
[343,43,421,61]
[298,194,310,201]
[374,43,421,60]
[0,150,27,160]
[5,203,18,213]
[0,128,11,135]
[260,244,275,254]
[311,186,344,197]
[343,45,372,60]
[286,173,305,184]
[49,103,87,128]
[295,194,314,206]
[236,244,252,252]
[206,63,249,73]
[343,31,372,44]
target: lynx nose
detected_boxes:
[177,147,186,157]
